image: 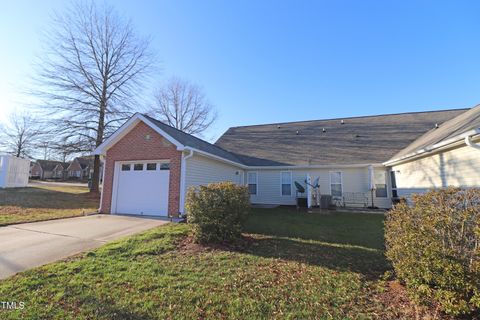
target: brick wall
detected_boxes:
[100,121,182,217]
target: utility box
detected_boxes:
[0,155,30,188]
[320,195,332,209]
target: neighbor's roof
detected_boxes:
[75,156,94,169]
[214,109,468,166]
[143,114,243,164]
[387,105,480,163]
[36,160,68,171]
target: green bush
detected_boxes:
[186,182,250,244]
[385,188,480,316]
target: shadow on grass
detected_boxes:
[77,295,155,320]
[244,207,386,250]
[0,187,98,210]
[245,236,389,279]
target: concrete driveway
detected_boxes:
[0,214,168,279]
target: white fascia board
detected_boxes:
[384,128,480,166]
[93,113,184,155]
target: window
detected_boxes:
[247,172,257,195]
[134,163,143,171]
[146,163,157,171]
[160,163,170,170]
[121,164,130,171]
[374,170,387,198]
[281,172,292,196]
[330,171,342,197]
[390,171,398,198]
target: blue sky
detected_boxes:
[1,0,480,141]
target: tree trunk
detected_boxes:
[90,102,106,193]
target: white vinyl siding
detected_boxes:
[185,154,243,191]
[247,172,257,195]
[280,172,292,196]
[391,144,480,200]
[248,167,392,208]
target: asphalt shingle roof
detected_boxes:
[389,105,480,162]
[214,109,468,166]
[144,114,244,164]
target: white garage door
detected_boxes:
[114,161,170,216]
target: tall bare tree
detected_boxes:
[35,1,154,192]
[0,112,45,158]
[149,78,217,135]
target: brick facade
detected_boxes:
[100,121,182,217]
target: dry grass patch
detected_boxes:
[0,184,99,226]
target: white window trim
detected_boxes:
[247,171,258,196]
[280,171,292,196]
[329,171,343,198]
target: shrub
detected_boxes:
[385,188,480,316]
[186,182,250,244]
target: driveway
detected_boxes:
[0,214,168,279]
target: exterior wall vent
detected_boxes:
[322,128,326,132]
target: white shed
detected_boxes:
[0,155,30,188]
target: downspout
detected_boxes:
[465,134,480,151]
[98,155,106,213]
[179,149,194,215]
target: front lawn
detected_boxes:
[0,185,99,226]
[0,208,425,319]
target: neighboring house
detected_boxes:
[0,155,30,188]
[30,160,69,180]
[384,105,480,200]
[67,156,99,180]
[93,107,478,217]
[52,163,69,180]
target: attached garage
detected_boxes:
[112,161,171,216]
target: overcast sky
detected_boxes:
[1,0,480,142]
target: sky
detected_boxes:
[1,0,480,142]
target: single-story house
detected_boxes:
[67,156,96,180]
[94,105,480,217]
[384,105,480,199]
[0,155,30,188]
[30,160,69,180]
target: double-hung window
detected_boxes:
[330,171,342,197]
[247,172,257,195]
[281,172,292,196]
[374,170,388,198]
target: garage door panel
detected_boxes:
[114,161,170,216]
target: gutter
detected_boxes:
[465,133,480,151]
[384,128,480,166]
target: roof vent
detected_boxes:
[435,123,439,129]
[341,120,345,124]
[296,130,299,135]
[322,128,326,133]
[277,125,281,129]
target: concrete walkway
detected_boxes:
[0,214,168,279]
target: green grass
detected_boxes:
[0,208,399,319]
[0,185,99,226]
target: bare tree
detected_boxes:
[34,1,154,192]
[149,78,217,135]
[0,112,45,158]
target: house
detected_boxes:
[67,156,103,181]
[94,107,477,217]
[0,155,30,188]
[67,156,92,180]
[384,105,480,200]
[30,160,69,180]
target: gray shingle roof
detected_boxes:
[388,105,480,162]
[214,109,468,166]
[36,160,68,171]
[143,114,243,164]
